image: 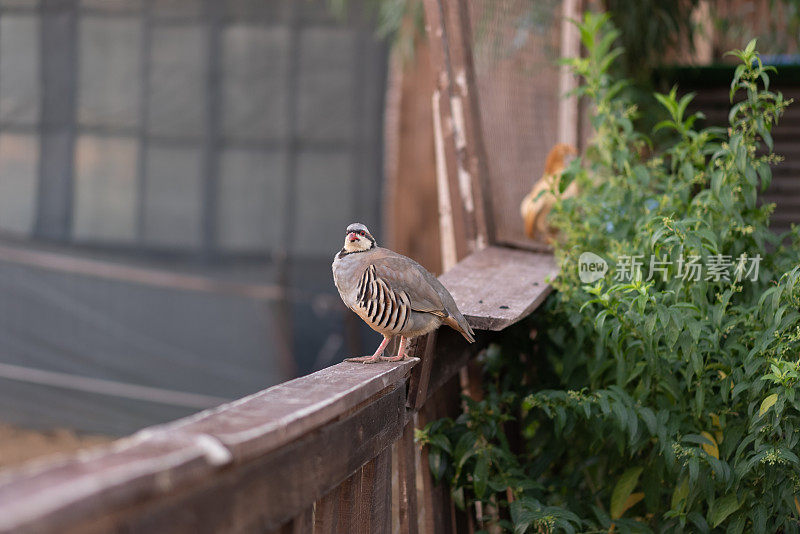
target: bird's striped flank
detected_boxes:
[356,265,411,334]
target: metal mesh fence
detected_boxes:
[468,0,564,246]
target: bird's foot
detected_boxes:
[379,354,409,362]
[344,355,382,364]
[380,337,410,362]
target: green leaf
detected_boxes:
[428,449,446,483]
[451,486,465,511]
[758,393,778,416]
[473,454,488,499]
[639,407,657,435]
[745,38,757,56]
[426,433,452,454]
[671,476,690,510]
[610,466,643,519]
[708,493,741,528]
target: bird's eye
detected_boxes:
[359,231,366,236]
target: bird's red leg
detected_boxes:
[380,336,409,362]
[345,335,390,364]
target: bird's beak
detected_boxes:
[347,232,359,242]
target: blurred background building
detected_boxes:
[0,0,798,447]
[0,0,387,435]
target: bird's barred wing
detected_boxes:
[370,258,446,316]
[356,264,413,332]
[355,259,447,331]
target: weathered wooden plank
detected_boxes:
[423,0,471,262]
[0,380,407,534]
[331,468,362,533]
[424,329,491,409]
[437,0,495,248]
[331,448,390,534]
[439,246,556,331]
[315,445,392,534]
[313,485,339,534]
[290,508,313,534]
[383,39,443,275]
[407,331,437,410]
[364,446,392,533]
[409,246,552,409]
[423,0,494,260]
[418,376,462,534]
[396,422,419,534]
[408,327,494,412]
[419,430,445,533]
[271,507,312,534]
[558,0,583,148]
[0,432,223,534]
[165,358,417,462]
[75,386,405,534]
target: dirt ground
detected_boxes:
[0,423,111,471]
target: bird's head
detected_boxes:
[342,223,376,253]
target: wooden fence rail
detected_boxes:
[0,246,555,534]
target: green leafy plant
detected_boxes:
[418,12,800,533]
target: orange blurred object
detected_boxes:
[520,143,578,242]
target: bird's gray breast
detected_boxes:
[332,252,364,309]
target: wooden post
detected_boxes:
[418,375,464,533]
[691,1,714,65]
[272,507,312,534]
[396,422,419,534]
[423,0,494,267]
[558,0,583,148]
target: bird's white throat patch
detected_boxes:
[343,235,372,253]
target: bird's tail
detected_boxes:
[445,314,475,343]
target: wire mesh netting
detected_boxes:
[468,0,565,247]
[0,0,387,435]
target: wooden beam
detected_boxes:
[423,329,492,408]
[396,422,419,534]
[418,375,462,534]
[409,245,553,408]
[407,330,438,410]
[0,433,220,534]
[360,446,392,533]
[432,89,460,271]
[5,386,405,534]
[111,386,403,533]
[439,246,557,331]
[558,0,583,148]
[270,507,312,534]
[0,362,416,533]
[423,0,494,262]
[316,448,392,534]
[166,359,417,462]
[437,0,495,249]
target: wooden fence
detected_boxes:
[0,247,555,534]
[0,0,565,531]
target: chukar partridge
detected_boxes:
[332,223,475,363]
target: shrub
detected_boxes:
[417,12,800,533]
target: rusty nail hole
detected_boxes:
[499,305,509,309]
[478,299,483,304]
